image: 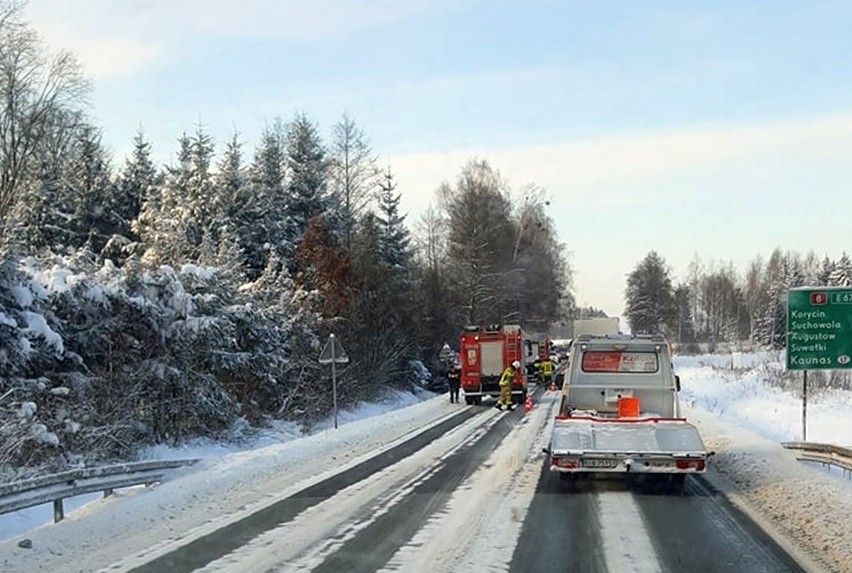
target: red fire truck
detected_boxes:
[459,324,527,406]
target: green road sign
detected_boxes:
[787,287,852,370]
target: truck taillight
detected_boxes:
[552,456,577,469]
[676,459,705,471]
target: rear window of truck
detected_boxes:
[581,351,658,373]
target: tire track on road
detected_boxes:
[306,409,524,573]
[635,475,804,573]
[126,408,482,573]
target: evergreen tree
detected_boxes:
[18,122,114,254]
[828,253,852,286]
[375,165,412,273]
[185,124,217,251]
[138,134,193,265]
[285,113,330,254]
[115,129,159,260]
[624,251,677,335]
[817,256,835,286]
[68,124,116,254]
[136,127,218,265]
[242,121,288,277]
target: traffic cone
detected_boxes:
[524,394,533,413]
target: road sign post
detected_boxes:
[319,333,349,429]
[787,287,852,440]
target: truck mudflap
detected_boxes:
[548,416,709,474]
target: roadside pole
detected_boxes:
[802,370,807,441]
[319,333,349,429]
[331,341,338,429]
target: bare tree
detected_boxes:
[439,159,515,324]
[329,112,377,250]
[0,0,88,244]
[414,203,446,274]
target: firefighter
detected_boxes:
[533,358,543,384]
[541,357,554,385]
[447,362,461,403]
[495,360,520,411]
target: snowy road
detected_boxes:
[99,390,802,573]
[513,468,802,573]
[4,356,848,572]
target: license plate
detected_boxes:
[581,459,618,469]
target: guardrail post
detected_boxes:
[103,488,113,498]
[53,498,64,523]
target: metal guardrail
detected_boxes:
[0,458,198,523]
[781,441,852,479]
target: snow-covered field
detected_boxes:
[1,353,850,572]
[676,352,852,445]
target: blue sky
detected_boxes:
[26,0,852,317]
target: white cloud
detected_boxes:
[63,37,161,78]
[388,113,852,219]
[25,0,461,77]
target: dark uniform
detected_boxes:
[447,365,461,403]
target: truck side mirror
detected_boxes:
[675,375,681,392]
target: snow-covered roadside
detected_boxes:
[0,390,456,573]
[676,355,852,573]
[676,354,852,445]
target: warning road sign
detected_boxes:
[319,334,349,364]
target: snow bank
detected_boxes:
[0,389,446,550]
[676,354,852,445]
[677,354,852,573]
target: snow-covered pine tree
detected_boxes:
[828,253,852,286]
[215,131,247,232]
[137,126,217,266]
[285,113,331,254]
[67,124,116,254]
[113,129,159,262]
[241,121,288,278]
[137,134,193,265]
[198,131,247,284]
[818,256,835,286]
[184,124,217,254]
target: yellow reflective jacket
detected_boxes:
[499,366,515,387]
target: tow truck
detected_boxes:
[547,334,710,488]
